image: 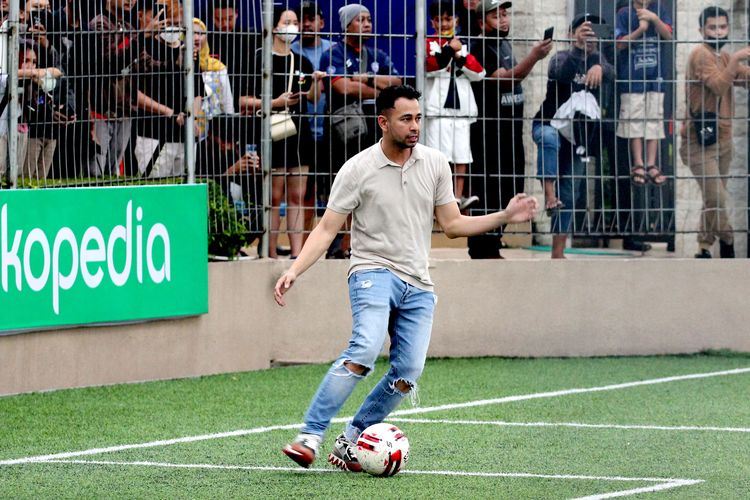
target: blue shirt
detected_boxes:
[615,5,672,93]
[291,38,334,142]
[320,40,399,113]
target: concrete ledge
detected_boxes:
[1,259,749,395]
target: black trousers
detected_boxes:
[468,116,525,258]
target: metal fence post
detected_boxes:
[259,0,274,258]
[183,0,196,184]
[7,0,20,188]
[415,0,426,125]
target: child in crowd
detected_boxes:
[615,0,673,186]
[424,0,485,210]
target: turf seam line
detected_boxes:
[1,366,748,466]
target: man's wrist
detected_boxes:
[496,210,507,226]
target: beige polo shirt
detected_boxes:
[327,141,455,291]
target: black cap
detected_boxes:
[297,1,323,19]
[570,12,605,31]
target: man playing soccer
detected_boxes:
[275,85,538,471]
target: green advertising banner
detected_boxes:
[0,184,208,333]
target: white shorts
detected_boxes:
[423,117,473,164]
[616,92,666,140]
[135,137,188,178]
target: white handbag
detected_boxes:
[270,55,298,142]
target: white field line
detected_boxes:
[388,366,750,417]
[1,366,748,466]
[43,459,704,499]
[390,417,750,433]
[44,459,702,484]
[571,480,704,500]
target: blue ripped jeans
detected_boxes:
[301,268,436,442]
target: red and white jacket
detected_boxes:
[425,36,485,119]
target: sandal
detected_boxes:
[646,165,668,186]
[630,166,647,186]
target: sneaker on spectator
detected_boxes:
[282,433,321,468]
[327,433,362,472]
[458,195,480,211]
[695,249,712,259]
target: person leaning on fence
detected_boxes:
[319,3,402,258]
[132,0,197,178]
[243,7,324,259]
[19,38,62,181]
[274,84,538,472]
[320,4,402,166]
[680,6,750,259]
[531,13,614,259]
[615,0,672,187]
[87,0,166,177]
[425,0,485,211]
[467,0,552,259]
[48,0,98,179]
[18,0,63,181]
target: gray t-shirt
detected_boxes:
[327,141,455,291]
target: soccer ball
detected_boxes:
[355,423,410,477]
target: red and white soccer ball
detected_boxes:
[355,423,410,477]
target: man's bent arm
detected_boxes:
[434,202,508,238]
[434,193,538,238]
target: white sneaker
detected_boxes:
[282,433,321,468]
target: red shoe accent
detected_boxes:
[282,442,315,468]
[327,453,362,472]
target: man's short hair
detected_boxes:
[700,6,729,27]
[429,0,459,19]
[297,1,323,20]
[376,85,422,116]
[213,0,236,11]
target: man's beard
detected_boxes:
[705,35,729,50]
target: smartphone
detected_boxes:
[543,26,554,41]
[590,23,613,41]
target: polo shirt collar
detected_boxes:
[375,140,423,171]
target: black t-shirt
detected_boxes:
[137,40,203,141]
[251,50,315,113]
[469,36,524,119]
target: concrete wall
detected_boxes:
[2,259,749,396]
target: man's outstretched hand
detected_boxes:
[274,270,298,307]
[503,193,539,224]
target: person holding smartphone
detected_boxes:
[531,13,614,259]
[242,7,325,259]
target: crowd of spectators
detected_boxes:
[1,0,749,259]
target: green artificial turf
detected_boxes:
[1,354,749,498]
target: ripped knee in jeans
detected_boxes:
[391,378,419,406]
[331,359,370,378]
